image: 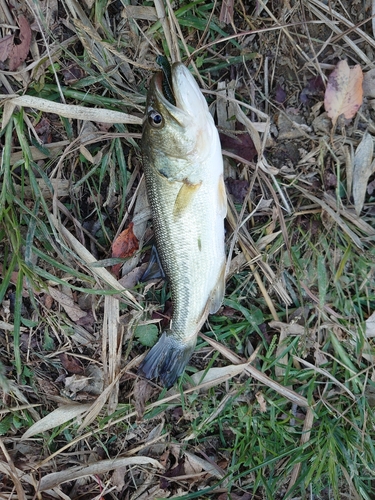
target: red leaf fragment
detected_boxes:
[324,60,363,125]
[60,353,84,374]
[111,222,139,277]
[8,15,32,71]
[275,83,287,104]
[220,131,257,163]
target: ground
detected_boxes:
[0,0,375,499]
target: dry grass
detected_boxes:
[0,0,375,499]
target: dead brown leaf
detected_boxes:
[160,460,185,489]
[225,178,250,203]
[219,0,234,24]
[22,403,91,440]
[184,453,203,476]
[48,286,87,322]
[34,117,52,144]
[352,131,375,214]
[111,466,128,492]
[61,63,86,85]
[0,35,14,62]
[8,16,32,71]
[112,222,139,278]
[366,311,375,338]
[38,456,163,491]
[134,378,157,419]
[255,391,267,413]
[363,68,375,98]
[324,60,363,126]
[60,353,84,374]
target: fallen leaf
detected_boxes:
[190,363,249,391]
[219,130,257,162]
[61,63,86,84]
[48,286,88,322]
[324,60,363,126]
[38,456,163,491]
[314,344,329,366]
[119,262,148,289]
[218,494,252,500]
[275,83,287,104]
[111,222,139,277]
[111,466,127,492]
[184,451,225,480]
[225,178,249,203]
[8,15,32,71]
[0,34,14,62]
[44,293,54,309]
[160,460,185,489]
[134,378,156,419]
[60,353,84,374]
[276,111,310,140]
[366,311,375,338]
[21,403,91,440]
[34,117,52,144]
[362,68,375,98]
[352,131,375,214]
[219,0,234,24]
[300,75,325,105]
[367,179,375,195]
[184,453,203,475]
[255,391,267,413]
[65,374,91,394]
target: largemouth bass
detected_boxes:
[138,62,226,388]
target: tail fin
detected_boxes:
[138,332,196,388]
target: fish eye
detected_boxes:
[148,110,164,128]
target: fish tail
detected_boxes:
[138,331,196,388]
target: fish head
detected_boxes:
[142,62,217,173]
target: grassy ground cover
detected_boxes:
[0,0,375,498]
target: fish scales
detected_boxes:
[145,165,223,337]
[138,62,226,388]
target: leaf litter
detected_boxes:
[8,15,32,71]
[0,0,375,499]
[324,59,363,127]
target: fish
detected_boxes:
[138,62,227,388]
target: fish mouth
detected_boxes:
[152,63,207,123]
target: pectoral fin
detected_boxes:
[209,261,226,314]
[173,181,202,218]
